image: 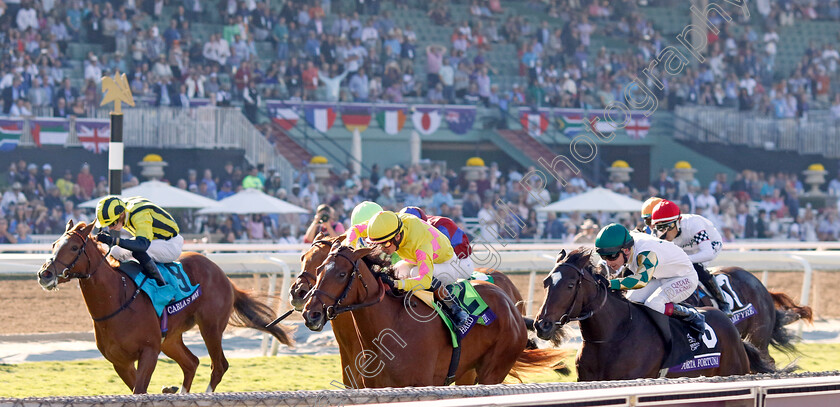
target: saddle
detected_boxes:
[118,260,201,337]
[637,305,721,375]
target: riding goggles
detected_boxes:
[654,221,677,233]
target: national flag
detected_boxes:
[520,111,549,137]
[342,105,372,133]
[304,105,337,132]
[555,109,584,136]
[412,108,442,135]
[445,107,476,135]
[588,113,619,135]
[267,101,299,130]
[376,108,407,135]
[31,119,69,147]
[626,115,651,139]
[76,119,111,154]
[0,119,23,152]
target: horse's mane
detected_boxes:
[70,221,118,268]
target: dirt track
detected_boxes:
[1,271,835,335]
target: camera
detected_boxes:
[318,212,330,224]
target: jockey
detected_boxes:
[349,201,383,245]
[399,206,473,262]
[595,223,705,338]
[347,210,473,329]
[650,199,732,315]
[639,196,663,234]
[95,196,183,286]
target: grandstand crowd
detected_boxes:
[3,157,840,245]
[0,0,840,118]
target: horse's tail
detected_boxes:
[769,309,801,356]
[229,285,294,347]
[507,348,572,382]
[743,341,778,374]
[770,291,813,324]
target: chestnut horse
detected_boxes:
[289,233,528,387]
[36,221,293,394]
[534,248,775,381]
[302,244,568,386]
[685,266,812,367]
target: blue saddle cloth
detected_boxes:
[118,261,200,317]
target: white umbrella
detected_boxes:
[79,180,221,209]
[197,188,308,215]
[537,187,644,213]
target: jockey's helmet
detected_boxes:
[367,211,403,244]
[650,199,681,237]
[399,206,428,221]
[350,201,383,226]
[641,196,663,220]
[595,223,634,258]
[96,196,126,227]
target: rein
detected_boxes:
[551,262,609,327]
[307,248,386,320]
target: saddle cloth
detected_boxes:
[118,260,200,317]
[638,305,722,373]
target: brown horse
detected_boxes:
[36,221,293,394]
[686,266,812,367]
[301,244,568,387]
[289,233,528,387]
[534,248,775,381]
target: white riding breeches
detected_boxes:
[394,256,474,287]
[625,273,698,314]
[109,234,184,263]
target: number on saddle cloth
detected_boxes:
[119,261,200,317]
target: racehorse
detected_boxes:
[301,244,568,387]
[534,248,775,381]
[685,266,812,368]
[36,221,293,394]
[289,233,528,387]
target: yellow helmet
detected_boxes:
[96,196,126,227]
[641,197,663,220]
[367,211,403,244]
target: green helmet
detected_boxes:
[350,201,383,226]
[595,223,634,257]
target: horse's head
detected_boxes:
[37,220,99,290]
[301,244,379,331]
[535,248,608,341]
[290,233,346,311]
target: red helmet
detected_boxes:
[650,199,681,229]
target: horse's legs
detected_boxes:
[132,347,160,394]
[161,334,200,393]
[455,370,477,385]
[198,320,229,392]
[112,362,137,392]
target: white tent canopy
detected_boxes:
[197,188,308,215]
[537,187,644,213]
[79,180,222,209]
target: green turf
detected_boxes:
[0,344,838,397]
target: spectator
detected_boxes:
[348,67,370,101]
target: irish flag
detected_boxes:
[31,119,69,147]
[0,119,23,152]
[376,108,407,135]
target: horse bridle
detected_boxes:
[297,239,334,286]
[549,261,609,327]
[44,230,104,280]
[306,246,385,320]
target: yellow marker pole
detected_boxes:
[100,71,135,195]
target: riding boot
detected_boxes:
[141,259,167,287]
[695,263,732,316]
[670,303,706,340]
[440,297,470,332]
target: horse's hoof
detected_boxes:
[161,386,180,394]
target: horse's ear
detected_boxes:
[352,247,375,260]
[575,247,592,266]
[65,219,74,232]
[315,231,326,241]
[334,233,347,244]
[81,222,96,236]
[556,249,567,264]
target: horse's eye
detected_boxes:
[338,272,347,278]
[567,283,575,289]
[71,246,78,251]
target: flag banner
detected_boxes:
[0,118,23,152]
[31,118,69,147]
[554,108,585,136]
[445,106,476,135]
[519,110,549,137]
[341,105,372,133]
[304,103,338,132]
[588,112,621,136]
[76,119,111,154]
[626,113,651,139]
[376,106,407,135]
[189,98,213,107]
[266,100,300,130]
[412,106,442,135]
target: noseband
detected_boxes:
[550,261,609,327]
[307,247,385,320]
[44,230,101,280]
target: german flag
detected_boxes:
[342,105,372,133]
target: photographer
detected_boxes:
[303,204,345,243]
